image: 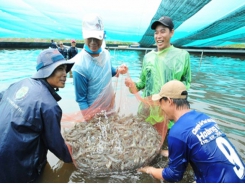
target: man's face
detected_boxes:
[47,64,67,88]
[159,98,174,121]
[85,38,103,52]
[154,24,174,51]
[71,42,76,47]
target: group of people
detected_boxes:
[50,39,78,61]
[50,39,78,78]
[0,13,244,183]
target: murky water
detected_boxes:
[0,49,244,182]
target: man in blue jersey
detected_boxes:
[138,80,245,182]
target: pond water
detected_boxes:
[0,48,245,182]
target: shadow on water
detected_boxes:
[0,49,245,182]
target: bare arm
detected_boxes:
[125,77,139,94]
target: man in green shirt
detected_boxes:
[125,16,191,145]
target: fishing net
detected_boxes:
[61,73,167,173]
[63,112,161,173]
[173,4,245,47]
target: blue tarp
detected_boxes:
[1,0,245,47]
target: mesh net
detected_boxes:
[139,0,211,47]
[173,4,245,47]
[195,33,245,47]
[1,1,245,47]
[61,73,168,172]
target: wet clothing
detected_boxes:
[58,47,68,59]
[71,49,117,110]
[163,110,245,183]
[135,45,191,126]
[68,46,78,59]
[136,45,191,93]
[0,78,72,182]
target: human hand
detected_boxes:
[117,64,128,75]
[137,166,154,174]
[125,77,138,94]
[66,143,73,155]
[138,166,164,180]
[125,77,136,87]
[161,149,169,157]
